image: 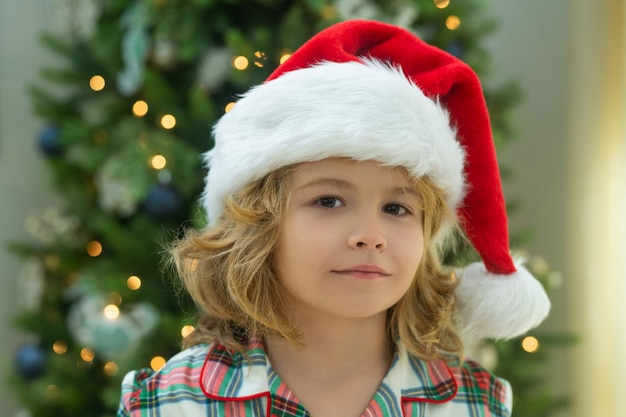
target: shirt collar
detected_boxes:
[200,338,457,403]
[200,337,271,400]
[386,341,458,403]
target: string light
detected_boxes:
[445,15,461,30]
[89,75,105,91]
[80,347,95,363]
[160,114,176,129]
[232,55,249,70]
[181,325,195,338]
[224,102,236,113]
[44,254,60,270]
[45,385,60,400]
[108,292,122,305]
[279,52,292,65]
[52,340,68,355]
[103,304,120,320]
[132,100,149,117]
[66,272,79,286]
[86,241,103,257]
[150,154,167,170]
[150,356,166,371]
[521,336,540,353]
[127,275,142,290]
[434,0,450,8]
[104,361,119,376]
[321,5,336,19]
[253,51,266,67]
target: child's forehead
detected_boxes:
[289,157,415,186]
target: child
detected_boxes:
[118,19,550,417]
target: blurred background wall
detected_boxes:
[485,0,570,413]
[1,0,624,415]
[1,1,57,414]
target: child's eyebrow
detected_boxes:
[295,178,420,201]
[294,177,356,192]
[390,186,421,202]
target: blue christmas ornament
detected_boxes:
[15,344,46,379]
[37,125,64,156]
[144,184,181,219]
[446,42,464,58]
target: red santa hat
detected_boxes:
[202,20,550,340]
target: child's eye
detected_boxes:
[383,204,409,216]
[316,196,343,209]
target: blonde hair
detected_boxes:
[170,164,463,362]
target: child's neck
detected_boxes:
[271,311,390,369]
[266,311,392,417]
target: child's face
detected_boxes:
[274,158,424,322]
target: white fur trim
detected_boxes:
[203,59,465,225]
[455,261,551,339]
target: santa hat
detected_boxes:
[202,20,550,340]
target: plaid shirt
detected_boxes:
[118,339,511,417]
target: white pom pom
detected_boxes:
[455,261,551,339]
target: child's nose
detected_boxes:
[347,213,387,251]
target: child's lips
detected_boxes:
[332,264,391,279]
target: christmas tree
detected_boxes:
[7,1,568,416]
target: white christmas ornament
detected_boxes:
[24,206,81,245]
[17,259,45,312]
[334,0,378,20]
[153,39,177,68]
[95,156,149,216]
[334,0,417,27]
[51,0,102,38]
[68,296,159,359]
[197,47,232,91]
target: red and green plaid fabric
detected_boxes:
[118,339,511,417]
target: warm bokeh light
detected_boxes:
[45,385,60,400]
[127,275,142,290]
[181,325,195,338]
[44,254,60,270]
[279,52,292,65]
[89,75,105,91]
[253,51,266,67]
[225,102,236,113]
[521,336,540,353]
[232,55,249,70]
[132,100,149,117]
[52,340,68,355]
[150,356,166,371]
[65,272,80,286]
[160,114,176,129]
[103,304,120,320]
[108,292,122,305]
[434,0,450,9]
[150,154,167,170]
[320,5,336,19]
[86,241,103,257]
[80,347,95,363]
[104,361,119,376]
[445,15,461,30]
